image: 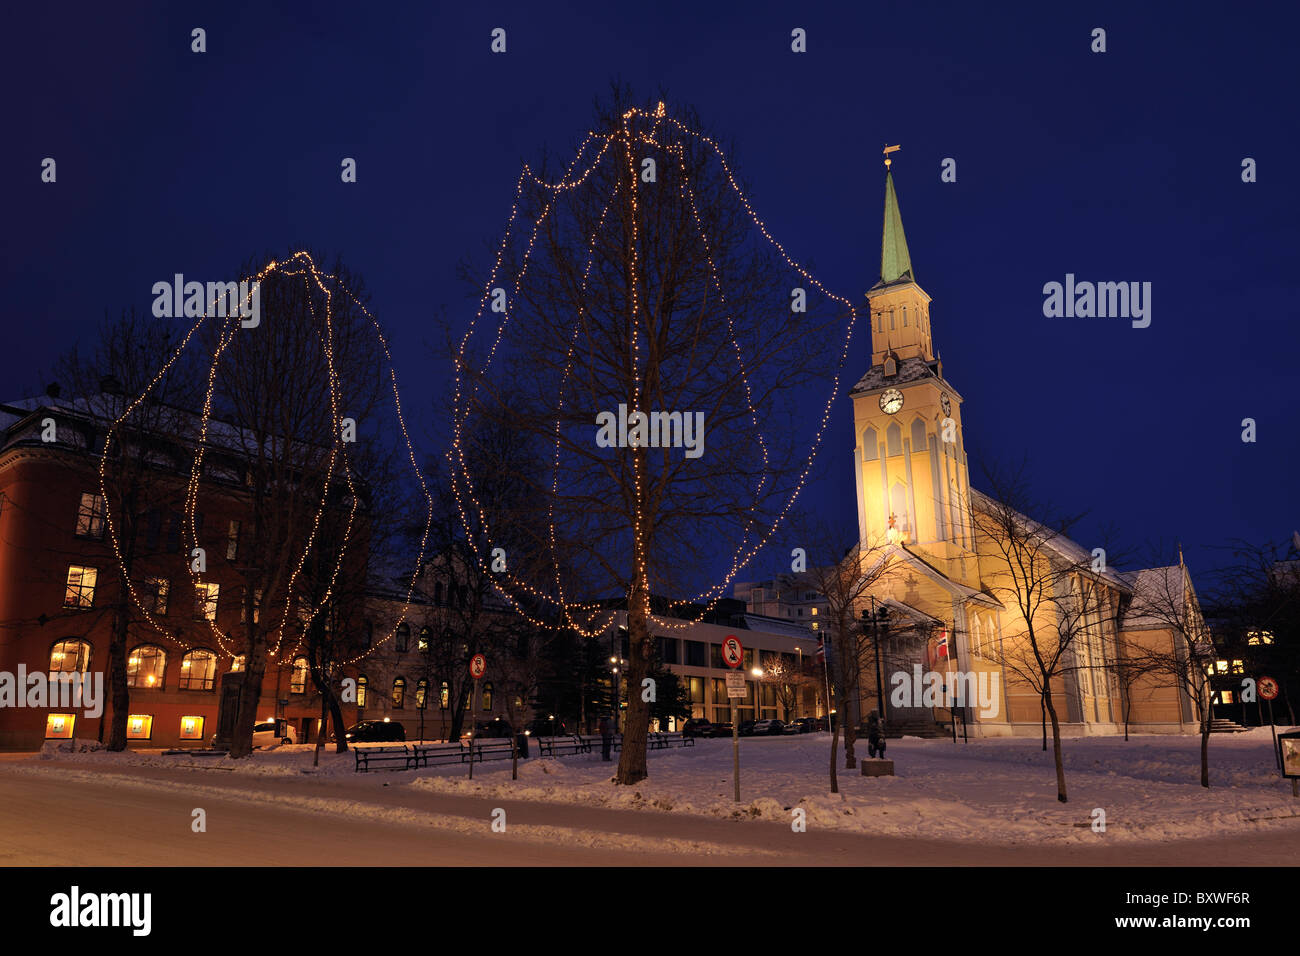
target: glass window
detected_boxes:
[416,679,428,709]
[290,657,309,694]
[179,716,205,740]
[179,649,217,690]
[684,641,706,667]
[656,636,679,664]
[357,674,367,707]
[418,627,430,653]
[229,654,245,672]
[710,644,724,669]
[64,566,97,608]
[483,681,493,711]
[440,681,450,709]
[911,418,927,453]
[141,577,169,615]
[50,639,91,672]
[863,428,878,462]
[194,582,219,622]
[126,645,166,689]
[392,677,405,709]
[712,677,730,706]
[75,493,106,539]
[45,714,75,739]
[126,715,153,740]
[226,520,240,560]
[396,623,410,653]
[886,423,902,457]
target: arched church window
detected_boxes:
[890,483,910,534]
[886,424,902,457]
[910,419,927,453]
[862,428,878,462]
[902,306,908,327]
[970,615,982,656]
[889,310,895,330]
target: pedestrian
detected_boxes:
[598,714,613,761]
[866,710,886,759]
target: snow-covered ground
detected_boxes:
[27,729,1300,845]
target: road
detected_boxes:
[2,759,1298,865]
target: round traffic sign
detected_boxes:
[1259,676,1279,701]
[470,654,486,680]
[722,636,743,669]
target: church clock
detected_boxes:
[879,388,903,414]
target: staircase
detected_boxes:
[1209,718,1251,734]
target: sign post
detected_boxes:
[723,636,745,803]
[468,654,486,779]
[1277,729,1300,799]
[1260,676,1280,771]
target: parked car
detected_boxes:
[738,720,757,737]
[252,720,296,749]
[710,721,733,738]
[527,717,570,738]
[785,717,817,734]
[682,718,713,738]
[752,719,785,736]
[471,719,514,739]
[336,719,406,743]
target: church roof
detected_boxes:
[850,355,960,398]
[871,170,914,289]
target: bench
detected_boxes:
[467,739,516,763]
[648,732,694,750]
[578,734,622,755]
[353,745,412,773]
[537,735,589,757]
[407,742,469,769]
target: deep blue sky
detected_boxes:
[3,1,1296,589]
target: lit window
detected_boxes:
[75,493,106,539]
[226,520,240,560]
[194,582,219,622]
[439,681,449,710]
[126,645,167,689]
[290,657,309,694]
[416,679,428,709]
[179,716,205,740]
[230,655,245,672]
[50,639,91,672]
[1247,631,1275,646]
[392,677,405,709]
[1230,660,1244,675]
[141,577,169,615]
[240,588,261,624]
[179,649,217,690]
[482,681,493,711]
[126,715,153,739]
[811,608,818,616]
[45,714,75,739]
[418,628,430,652]
[1221,691,1235,704]
[1215,660,1228,674]
[64,566,98,608]
[357,674,367,707]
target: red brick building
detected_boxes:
[0,388,361,750]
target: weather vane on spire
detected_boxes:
[883,144,901,169]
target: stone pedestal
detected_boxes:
[860,759,894,777]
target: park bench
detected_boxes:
[407,742,469,769]
[649,732,694,750]
[578,734,622,754]
[353,745,412,773]
[537,735,588,757]
[467,739,516,762]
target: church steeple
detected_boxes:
[880,170,914,286]
[867,154,934,365]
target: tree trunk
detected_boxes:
[616,569,652,785]
[229,636,267,758]
[1040,695,1047,751]
[1044,689,1067,803]
[840,660,857,770]
[1200,715,1211,788]
[328,689,348,753]
[106,595,131,752]
[829,716,839,794]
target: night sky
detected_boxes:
[3,1,1296,589]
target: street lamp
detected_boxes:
[861,599,890,730]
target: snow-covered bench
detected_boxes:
[649,732,694,750]
[467,739,515,762]
[537,735,589,757]
[407,742,468,769]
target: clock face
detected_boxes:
[879,388,904,414]
[940,393,951,417]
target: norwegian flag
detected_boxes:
[926,630,949,669]
[816,634,832,665]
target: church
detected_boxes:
[748,158,1205,739]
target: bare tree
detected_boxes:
[54,311,201,750]
[1122,560,1217,785]
[451,88,843,785]
[970,466,1126,803]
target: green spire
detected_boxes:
[880,170,914,286]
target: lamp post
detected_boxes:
[861,599,890,729]
[609,656,627,732]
